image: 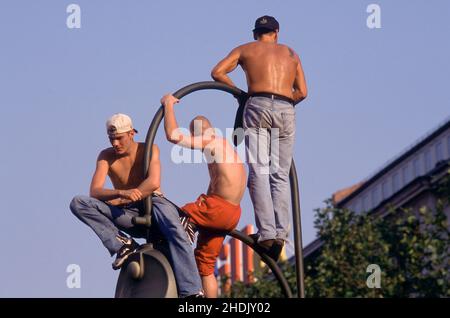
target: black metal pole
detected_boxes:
[290,160,305,298]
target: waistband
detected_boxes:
[200,193,241,208]
[120,200,145,212]
[249,92,294,105]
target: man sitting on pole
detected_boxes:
[69,113,203,298]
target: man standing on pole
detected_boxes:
[211,15,308,261]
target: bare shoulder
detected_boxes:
[98,147,115,161]
[147,143,160,159]
[235,42,255,52]
[240,42,255,48]
[136,142,159,150]
[136,143,160,159]
[280,44,299,59]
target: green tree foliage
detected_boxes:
[226,172,450,298]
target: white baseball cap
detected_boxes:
[106,113,138,136]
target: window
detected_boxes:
[424,149,431,170]
[363,194,370,212]
[403,163,412,184]
[436,141,443,162]
[392,172,401,193]
[382,180,391,199]
[424,149,433,171]
[447,135,450,157]
[413,157,422,178]
[371,186,381,207]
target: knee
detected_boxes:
[152,198,179,220]
[270,170,290,183]
[69,195,91,215]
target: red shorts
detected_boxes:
[181,194,241,276]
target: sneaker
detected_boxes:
[266,239,284,262]
[180,215,197,245]
[249,233,260,244]
[249,233,284,262]
[112,235,139,270]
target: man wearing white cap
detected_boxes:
[70,113,203,298]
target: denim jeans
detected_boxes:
[70,195,202,297]
[243,96,296,242]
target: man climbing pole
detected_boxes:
[161,94,246,297]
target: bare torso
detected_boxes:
[204,137,246,205]
[105,143,162,193]
[239,42,298,98]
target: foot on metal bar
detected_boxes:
[249,233,284,262]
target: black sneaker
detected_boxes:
[112,235,139,270]
[249,233,284,262]
[266,239,284,262]
[249,233,260,244]
[180,215,197,245]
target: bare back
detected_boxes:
[239,42,298,98]
[204,137,246,205]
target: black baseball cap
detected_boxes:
[252,15,279,33]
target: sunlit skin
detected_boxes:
[208,28,308,286]
[89,130,162,206]
[211,31,308,104]
[161,94,246,298]
[162,95,246,206]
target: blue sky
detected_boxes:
[0,0,449,297]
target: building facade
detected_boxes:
[306,116,450,258]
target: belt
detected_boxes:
[249,92,294,104]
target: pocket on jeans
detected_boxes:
[243,104,261,129]
[281,112,296,136]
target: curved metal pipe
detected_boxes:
[133,82,246,228]
[134,81,304,298]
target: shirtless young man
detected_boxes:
[211,15,308,261]
[161,94,246,298]
[70,113,203,297]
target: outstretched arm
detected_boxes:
[161,94,213,150]
[211,47,241,87]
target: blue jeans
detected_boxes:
[243,96,296,242]
[70,195,202,297]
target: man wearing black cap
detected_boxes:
[211,15,307,261]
